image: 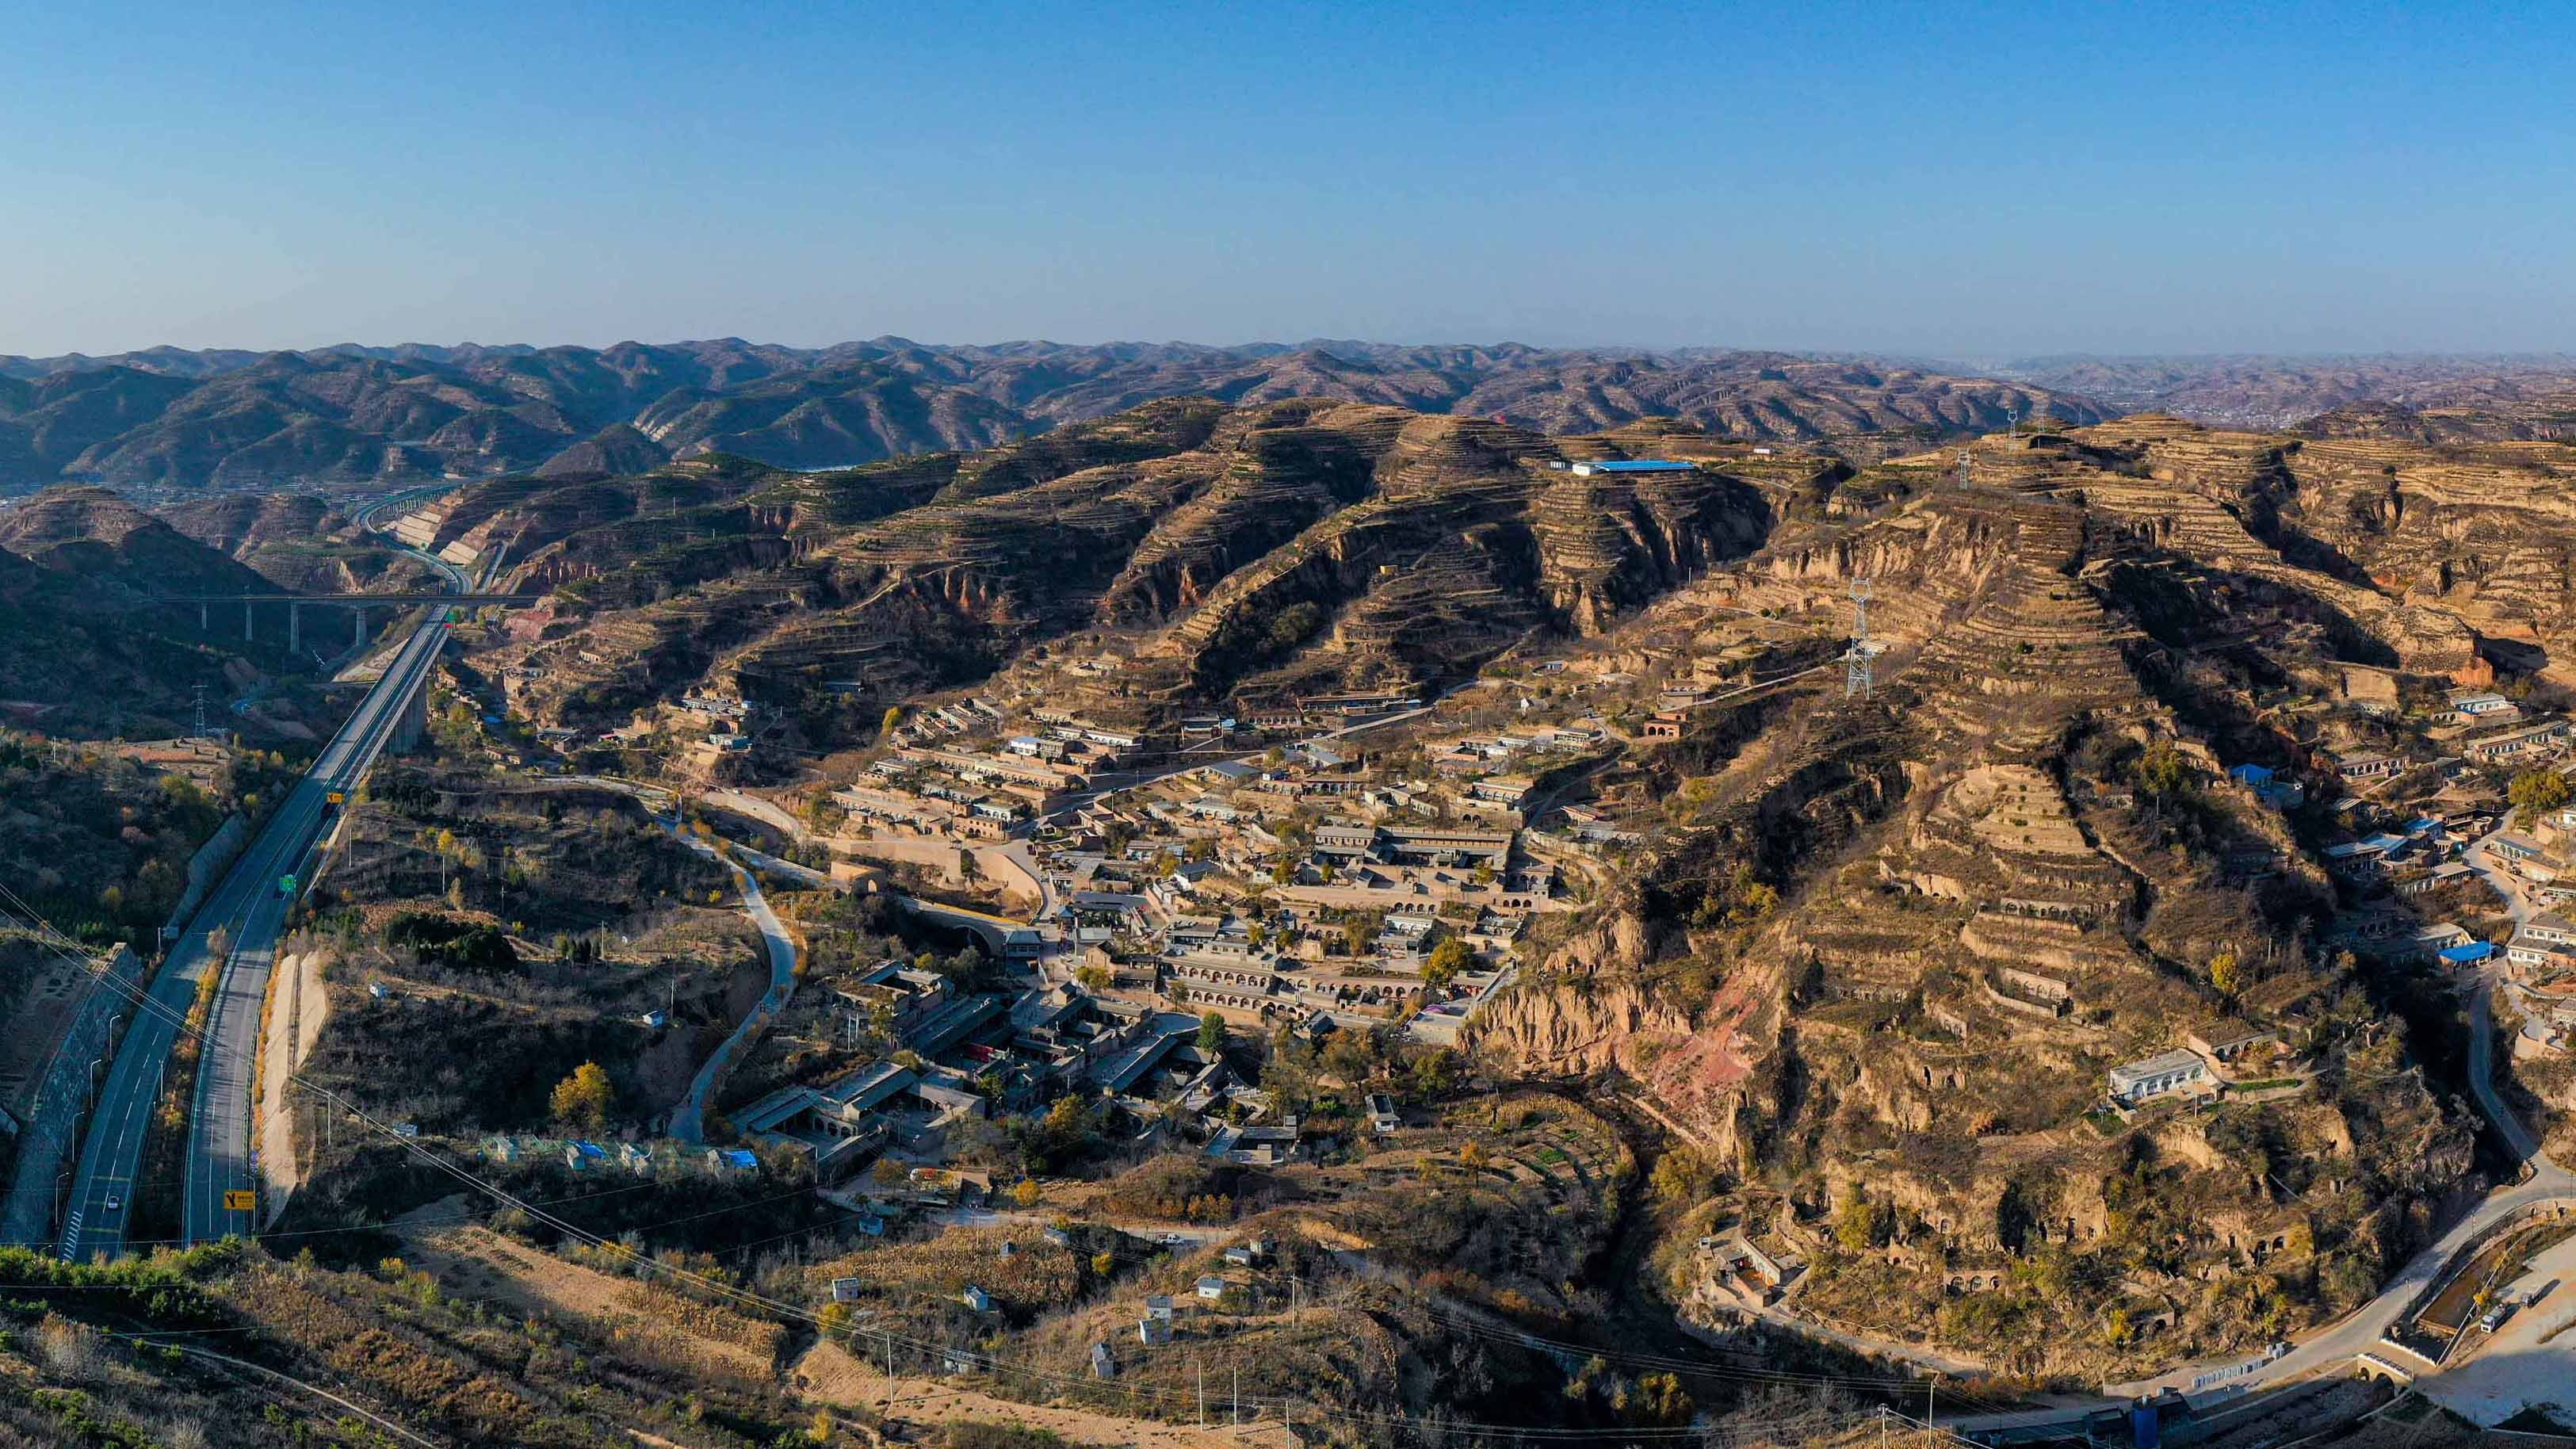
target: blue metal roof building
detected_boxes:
[1572,459,1698,476]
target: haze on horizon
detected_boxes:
[6,0,2571,361]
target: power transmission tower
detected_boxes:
[193,685,209,740]
[1955,448,1974,489]
[1844,577,1875,699]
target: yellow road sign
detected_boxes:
[223,1190,256,1211]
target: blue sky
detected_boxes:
[4,1,2570,358]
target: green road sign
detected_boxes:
[279,874,297,896]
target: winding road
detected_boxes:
[666,827,800,1144]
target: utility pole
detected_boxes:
[1198,1358,1206,1425]
[1233,1367,1239,1426]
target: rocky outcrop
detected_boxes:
[1473,969,1685,1080]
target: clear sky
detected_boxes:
[5,0,2570,359]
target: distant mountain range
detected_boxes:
[0,340,2106,490]
[1984,353,2576,431]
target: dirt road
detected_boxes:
[793,1340,1291,1449]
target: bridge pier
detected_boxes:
[243,599,254,643]
[289,602,300,656]
[200,602,208,632]
[351,603,365,653]
[392,675,429,753]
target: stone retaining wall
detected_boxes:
[0,946,143,1246]
[169,812,250,927]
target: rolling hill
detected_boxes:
[1990,353,2576,432]
[0,339,2113,491]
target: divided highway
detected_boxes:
[58,614,451,1260]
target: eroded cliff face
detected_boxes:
[1475,954,1684,1079]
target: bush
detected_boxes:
[386,912,519,973]
[946,1422,1066,1449]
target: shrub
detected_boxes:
[946,1422,1066,1449]
[386,912,519,973]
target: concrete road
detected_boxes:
[59,615,448,1260]
[2423,1216,2576,1424]
[702,787,804,843]
[667,832,800,1145]
[2461,824,2548,1164]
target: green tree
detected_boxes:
[2101,1306,2134,1347]
[1264,1036,1319,1111]
[1649,1148,1713,1206]
[1198,1011,1228,1054]
[2511,768,2571,823]
[549,1061,613,1128]
[1423,938,1473,991]
[2135,742,2192,814]
[1267,602,1324,652]
[2209,948,2245,1000]
[817,1302,855,1342]
[1626,1373,1693,1429]
[1410,1048,1459,1098]
[1322,1028,1376,1084]
[1833,1191,1877,1254]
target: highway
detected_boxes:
[57,614,449,1258]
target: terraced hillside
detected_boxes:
[455,402,1786,744]
[1463,413,2576,1382]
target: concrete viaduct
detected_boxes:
[159,593,545,653]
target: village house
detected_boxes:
[2108,1049,2211,1105]
[2329,751,2400,782]
[2183,1023,2278,1067]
